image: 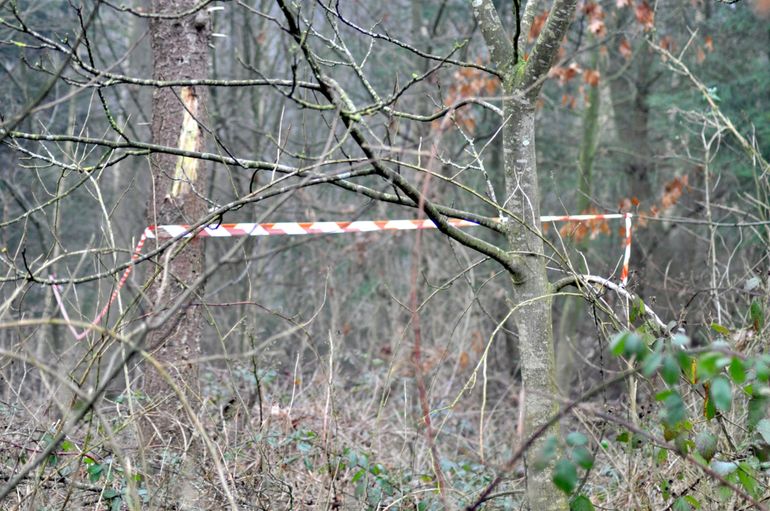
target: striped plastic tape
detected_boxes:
[53,213,632,340]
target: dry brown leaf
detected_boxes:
[619,38,633,60]
[584,68,601,87]
[660,36,675,52]
[588,18,606,36]
[458,351,470,370]
[529,11,549,42]
[635,0,655,30]
[696,47,706,64]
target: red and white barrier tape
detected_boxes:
[51,213,632,339]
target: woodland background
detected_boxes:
[0,0,769,510]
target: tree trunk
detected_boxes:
[608,42,655,293]
[504,88,566,511]
[578,45,601,213]
[608,45,654,204]
[471,0,577,509]
[142,0,210,506]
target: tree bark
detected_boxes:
[142,0,210,506]
[608,45,654,203]
[504,95,565,510]
[471,0,577,509]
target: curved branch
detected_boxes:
[522,0,577,96]
[469,0,515,71]
[553,274,667,333]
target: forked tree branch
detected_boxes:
[522,0,578,95]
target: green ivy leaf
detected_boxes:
[694,431,718,462]
[571,446,594,470]
[756,418,770,444]
[756,359,770,382]
[370,463,385,476]
[570,495,595,511]
[672,496,692,511]
[710,376,732,412]
[610,332,629,356]
[748,395,767,429]
[684,495,701,509]
[87,463,103,483]
[705,392,717,420]
[672,333,690,349]
[610,331,646,358]
[566,432,588,447]
[729,358,746,384]
[710,322,730,336]
[737,462,758,498]
[552,459,578,494]
[642,349,663,377]
[351,468,366,483]
[674,433,691,457]
[661,390,686,427]
[661,355,680,385]
[751,300,764,332]
[533,436,558,471]
[697,352,724,380]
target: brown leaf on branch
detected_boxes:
[619,38,633,60]
[583,2,599,15]
[660,36,675,52]
[550,62,582,83]
[529,11,549,42]
[439,64,498,134]
[583,68,601,87]
[589,18,606,36]
[635,1,655,31]
[696,47,706,64]
[704,35,714,52]
[618,197,633,212]
[559,207,611,242]
[584,2,606,36]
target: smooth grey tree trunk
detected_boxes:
[471,0,578,509]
